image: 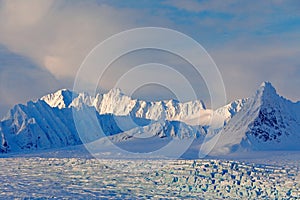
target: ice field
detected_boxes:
[0,152,299,199]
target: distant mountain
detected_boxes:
[0,99,150,153]
[214,98,248,126]
[41,88,209,124]
[205,82,300,155]
[0,88,202,152]
[41,88,78,109]
[0,84,253,154]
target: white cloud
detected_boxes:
[0,0,137,79]
[0,0,299,116]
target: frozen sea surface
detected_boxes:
[0,151,299,199]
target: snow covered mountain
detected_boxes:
[3,83,287,155]
[87,120,207,157]
[0,88,210,153]
[214,98,248,126]
[42,88,210,125]
[41,89,78,109]
[206,82,300,155]
[0,99,150,153]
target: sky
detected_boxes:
[0,0,300,116]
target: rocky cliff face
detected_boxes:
[205,82,300,155]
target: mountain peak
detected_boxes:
[109,87,122,93]
[260,81,275,90]
[41,88,78,109]
[255,81,278,101]
[105,88,124,98]
[49,88,74,96]
[259,81,276,92]
[206,81,300,155]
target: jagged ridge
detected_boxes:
[206,82,300,155]
[0,84,269,154]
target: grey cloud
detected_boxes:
[0,0,299,116]
[0,45,62,116]
[0,0,138,79]
[210,35,300,102]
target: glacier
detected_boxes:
[0,153,299,199]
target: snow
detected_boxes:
[40,87,210,125]
[0,102,151,152]
[0,82,299,198]
[204,82,300,155]
[0,87,240,153]
[41,89,77,109]
[1,82,299,158]
[214,98,248,126]
[0,151,299,199]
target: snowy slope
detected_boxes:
[41,88,244,127]
[41,89,78,109]
[205,82,300,155]
[0,100,77,152]
[0,99,150,153]
[97,120,206,144]
[41,88,209,125]
[0,86,258,154]
[85,120,207,158]
[214,98,248,126]
[101,89,208,125]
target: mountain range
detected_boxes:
[0,82,299,156]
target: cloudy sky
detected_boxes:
[0,0,299,116]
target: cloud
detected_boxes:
[0,45,61,117]
[163,0,300,37]
[0,0,138,79]
[210,34,300,102]
[0,0,299,117]
[161,0,300,102]
[164,0,300,14]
